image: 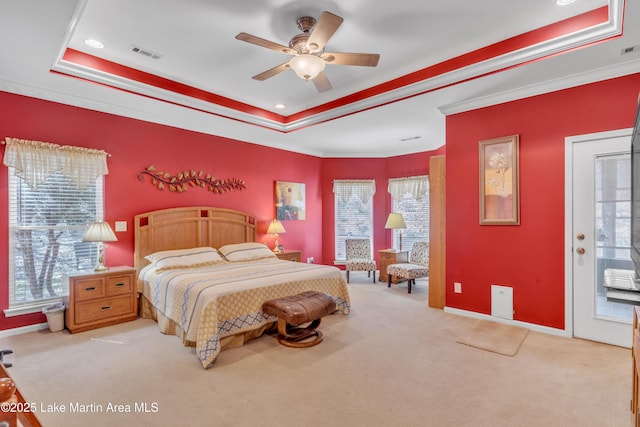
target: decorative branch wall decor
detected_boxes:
[137,165,246,194]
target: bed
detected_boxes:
[134,207,351,368]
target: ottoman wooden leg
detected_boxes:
[276,318,324,348]
[262,291,336,349]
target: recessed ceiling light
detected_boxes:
[274,104,286,110]
[84,39,104,49]
[556,0,576,5]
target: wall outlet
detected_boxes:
[115,221,127,232]
[454,282,462,293]
[307,257,314,264]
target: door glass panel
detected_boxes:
[595,153,634,322]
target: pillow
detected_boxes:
[218,242,276,262]
[144,247,225,269]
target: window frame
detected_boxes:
[389,176,430,253]
[5,169,105,317]
[333,180,375,263]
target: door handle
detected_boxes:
[576,233,585,240]
[576,247,586,255]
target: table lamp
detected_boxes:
[83,221,118,271]
[385,213,407,251]
[267,219,286,253]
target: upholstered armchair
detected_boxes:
[345,239,376,283]
[386,242,429,293]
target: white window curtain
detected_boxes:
[333,179,376,203]
[2,137,110,190]
[388,175,429,200]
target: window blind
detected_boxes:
[8,170,104,308]
[389,176,429,253]
[333,180,375,261]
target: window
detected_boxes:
[3,137,109,314]
[8,171,103,309]
[595,152,633,321]
[596,154,631,262]
[388,176,429,252]
[333,180,376,261]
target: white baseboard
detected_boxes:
[443,306,569,338]
[0,323,49,339]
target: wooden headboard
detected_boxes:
[134,207,257,270]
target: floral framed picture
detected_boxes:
[275,181,306,220]
[479,135,520,225]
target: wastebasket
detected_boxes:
[42,303,65,332]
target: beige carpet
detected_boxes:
[0,275,632,427]
[456,318,530,356]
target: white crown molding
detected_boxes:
[0,76,330,158]
[319,141,445,158]
[50,59,288,131]
[438,57,640,116]
[51,0,624,134]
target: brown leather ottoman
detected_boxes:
[262,291,336,348]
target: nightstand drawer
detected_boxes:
[65,266,137,333]
[75,295,134,324]
[379,252,395,262]
[276,251,301,262]
[74,277,106,301]
[106,274,133,296]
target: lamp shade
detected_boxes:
[289,54,325,80]
[267,219,286,235]
[385,213,406,229]
[82,221,118,243]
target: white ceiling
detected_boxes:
[1,0,639,157]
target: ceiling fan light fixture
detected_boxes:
[289,54,325,80]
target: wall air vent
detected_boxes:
[621,44,640,56]
[129,45,162,60]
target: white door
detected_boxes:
[572,132,634,347]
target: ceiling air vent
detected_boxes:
[129,45,162,60]
[621,45,640,56]
[399,136,422,142]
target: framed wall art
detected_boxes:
[275,181,306,220]
[479,135,520,225]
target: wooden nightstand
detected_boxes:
[64,266,137,333]
[275,250,301,262]
[378,250,409,283]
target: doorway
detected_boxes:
[568,129,634,347]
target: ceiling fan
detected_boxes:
[235,11,380,92]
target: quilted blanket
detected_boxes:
[138,259,350,368]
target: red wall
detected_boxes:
[446,73,640,329]
[9,74,635,333]
[321,158,386,265]
[320,147,445,268]
[0,91,437,330]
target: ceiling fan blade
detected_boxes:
[312,71,332,92]
[306,11,343,53]
[252,62,290,81]
[322,52,380,67]
[236,32,295,55]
